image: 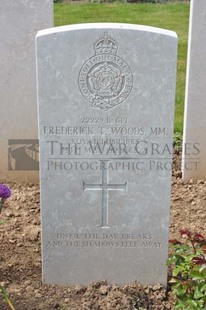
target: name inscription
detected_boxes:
[43,125,167,136]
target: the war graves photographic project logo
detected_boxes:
[8,139,39,171]
[78,32,133,111]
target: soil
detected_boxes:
[0,153,206,310]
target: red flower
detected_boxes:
[194,233,205,243]
[192,256,206,265]
[180,229,192,239]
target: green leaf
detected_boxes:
[0,284,16,310]
[199,283,206,293]
[186,299,199,308]
[199,264,206,273]
[167,256,178,265]
[195,300,205,308]
[175,300,187,309]
[174,287,187,298]
[173,266,185,277]
[194,289,204,300]
[191,271,205,281]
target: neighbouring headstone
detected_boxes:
[36,23,177,286]
[182,0,206,180]
[0,0,53,181]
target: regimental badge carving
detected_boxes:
[78,32,133,111]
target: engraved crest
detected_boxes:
[78,32,133,111]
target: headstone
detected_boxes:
[0,0,53,181]
[36,23,177,286]
[182,0,206,180]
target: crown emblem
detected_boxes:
[94,32,118,55]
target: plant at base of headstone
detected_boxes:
[173,132,182,154]
[0,285,16,310]
[0,184,11,213]
[167,229,206,309]
[0,184,15,310]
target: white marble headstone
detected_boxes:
[36,23,177,286]
[0,0,53,181]
[182,0,206,180]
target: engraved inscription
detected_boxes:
[46,240,162,249]
[45,232,163,249]
[79,32,133,111]
[83,160,127,228]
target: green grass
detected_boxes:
[54,3,190,133]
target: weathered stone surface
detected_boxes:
[36,23,177,286]
[0,0,53,181]
[182,0,206,180]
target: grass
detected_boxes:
[54,2,190,133]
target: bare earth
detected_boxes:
[1,155,206,310]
